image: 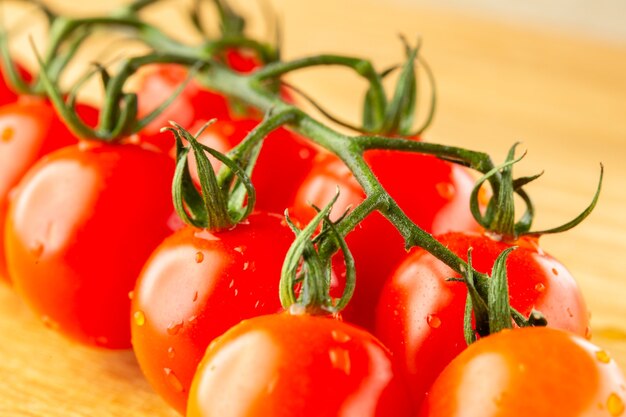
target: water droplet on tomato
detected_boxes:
[188,315,198,324]
[435,182,455,199]
[41,315,59,330]
[167,320,184,336]
[1,126,14,142]
[329,348,351,375]
[229,279,235,289]
[534,283,546,292]
[427,314,442,329]
[267,375,280,393]
[167,347,176,359]
[331,330,351,343]
[133,310,146,327]
[551,267,559,276]
[254,300,260,309]
[164,368,184,393]
[299,148,312,159]
[234,245,245,254]
[234,289,239,296]
[95,336,109,346]
[607,393,625,416]
[243,261,250,271]
[195,251,204,263]
[30,241,44,259]
[596,350,612,364]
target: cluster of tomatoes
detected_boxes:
[2,14,626,417]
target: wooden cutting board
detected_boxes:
[1,0,626,415]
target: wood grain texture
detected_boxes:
[1,0,626,415]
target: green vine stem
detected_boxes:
[26,3,603,315]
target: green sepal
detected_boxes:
[527,164,603,236]
[166,121,255,230]
[280,192,339,311]
[383,43,418,135]
[462,250,490,343]
[469,143,526,237]
[362,83,386,133]
[488,247,516,334]
[171,129,208,227]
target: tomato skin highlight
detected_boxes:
[419,327,626,417]
[187,312,414,417]
[5,142,175,348]
[0,98,98,284]
[131,213,294,414]
[292,150,480,330]
[375,231,590,410]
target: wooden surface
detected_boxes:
[1,0,626,415]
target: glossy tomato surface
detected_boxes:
[184,118,317,215]
[187,312,413,417]
[0,98,98,283]
[0,63,31,106]
[135,64,233,152]
[5,142,176,348]
[419,327,626,417]
[131,212,294,414]
[375,231,590,409]
[292,150,480,330]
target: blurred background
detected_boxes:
[391,0,626,44]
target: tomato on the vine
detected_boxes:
[0,63,31,106]
[187,312,414,417]
[5,141,175,348]
[292,150,481,330]
[131,212,294,414]
[186,118,317,214]
[419,327,626,417]
[375,231,590,410]
[135,64,234,152]
[0,98,98,284]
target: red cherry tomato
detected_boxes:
[224,48,262,73]
[375,231,590,410]
[131,212,294,414]
[5,142,176,348]
[0,63,31,106]
[184,118,317,214]
[187,312,414,417]
[0,98,98,284]
[419,327,626,417]
[135,64,233,152]
[292,150,481,330]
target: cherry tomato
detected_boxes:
[131,212,294,414]
[223,48,262,73]
[187,312,414,417]
[0,98,98,284]
[375,231,590,410]
[0,63,31,106]
[292,150,481,330]
[419,327,626,417]
[186,119,317,215]
[135,64,233,152]
[5,142,176,348]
